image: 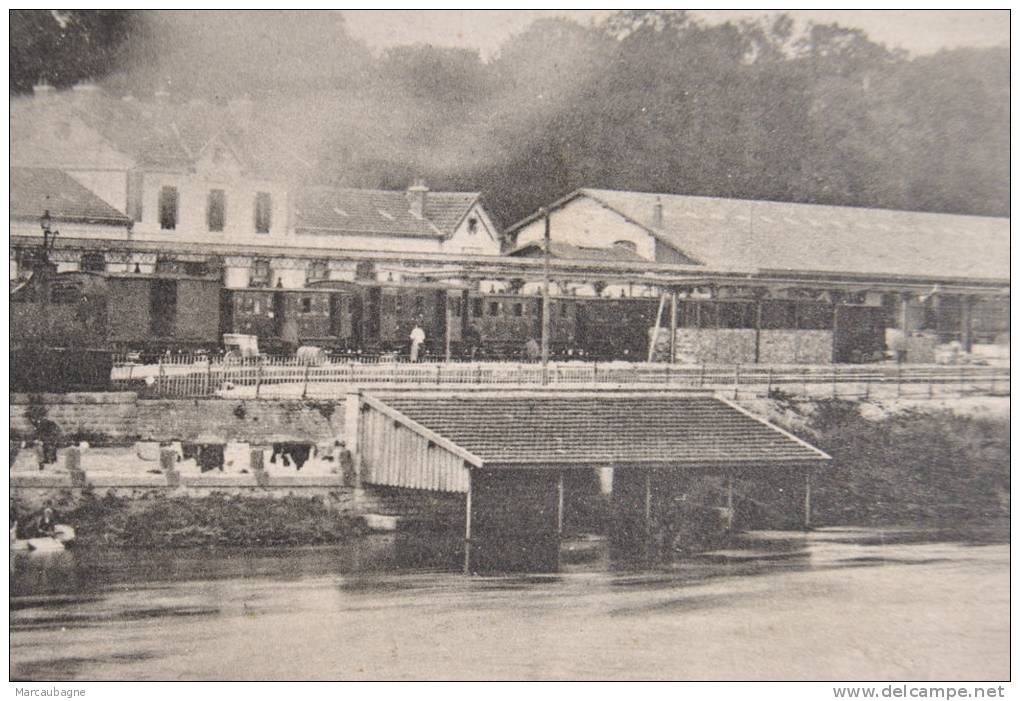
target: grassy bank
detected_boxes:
[13,493,362,548]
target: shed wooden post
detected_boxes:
[557,471,565,535]
[644,469,653,535]
[463,467,473,574]
[803,466,812,529]
[724,471,735,529]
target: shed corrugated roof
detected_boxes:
[375,392,829,468]
[294,187,478,238]
[580,189,1009,281]
[10,167,131,225]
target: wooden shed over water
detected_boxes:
[349,389,830,572]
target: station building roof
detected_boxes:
[10,167,132,225]
[293,187,480,239]
[507,188,1010,282]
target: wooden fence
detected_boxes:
[110,358,1011,401]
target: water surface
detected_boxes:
[9,525,1009,680]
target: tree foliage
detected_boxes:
[9,10,1008,227]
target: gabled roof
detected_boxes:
[372,390,829,468]
[508,188,1010,282]
[10,90,309,177]
[294,187,480,239]
[10,167,131,225]
[508,240,649,263]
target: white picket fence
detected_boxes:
[110,358,1010,400]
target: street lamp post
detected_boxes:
[40,209,58,260]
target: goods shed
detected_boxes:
[351,389,830,571]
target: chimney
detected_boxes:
[32,82,55,98]
[652,196,663,228]
[407,180,429,219]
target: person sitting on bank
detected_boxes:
[409,322,426,362]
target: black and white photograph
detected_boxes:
[7,8,1010,687]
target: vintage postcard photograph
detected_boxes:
[7,8,1010,688]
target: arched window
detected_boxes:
[612,240,637,253]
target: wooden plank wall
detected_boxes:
[359,406,470,493]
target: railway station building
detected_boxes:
[9,84,502,288]
[506,189,1009,364]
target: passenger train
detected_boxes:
[12,265,1002,362]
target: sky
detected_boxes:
[343,10,1009,60]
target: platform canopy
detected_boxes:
[356,390,830,493]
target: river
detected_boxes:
[10,524,1009,681]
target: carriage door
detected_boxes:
[150,279,177,338]
[365,287,381,345]
[434,290,447,352]
[272,291,286,337]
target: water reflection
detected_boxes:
[10,522,1009,681]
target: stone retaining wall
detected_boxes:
[10,393,346,444]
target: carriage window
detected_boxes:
[513,303,523,317]
[472,299,483,317]
[489,301,500,316]
[796,302,833,330]
[80,252,105,272]
[414,296,424,315]
[718,301,753,329]
[50,282,81,304]
[761,300,796,329]
[453,298,462,317]
[183,261,209,277]
[300,297,312,314]
[253,299,262,315]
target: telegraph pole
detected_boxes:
[541,207,551,378]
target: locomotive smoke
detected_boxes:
[103,10,604,200]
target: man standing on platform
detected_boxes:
[409,321,426,362]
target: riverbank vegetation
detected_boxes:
[13,493,361,548]
[754,398,1010,527]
